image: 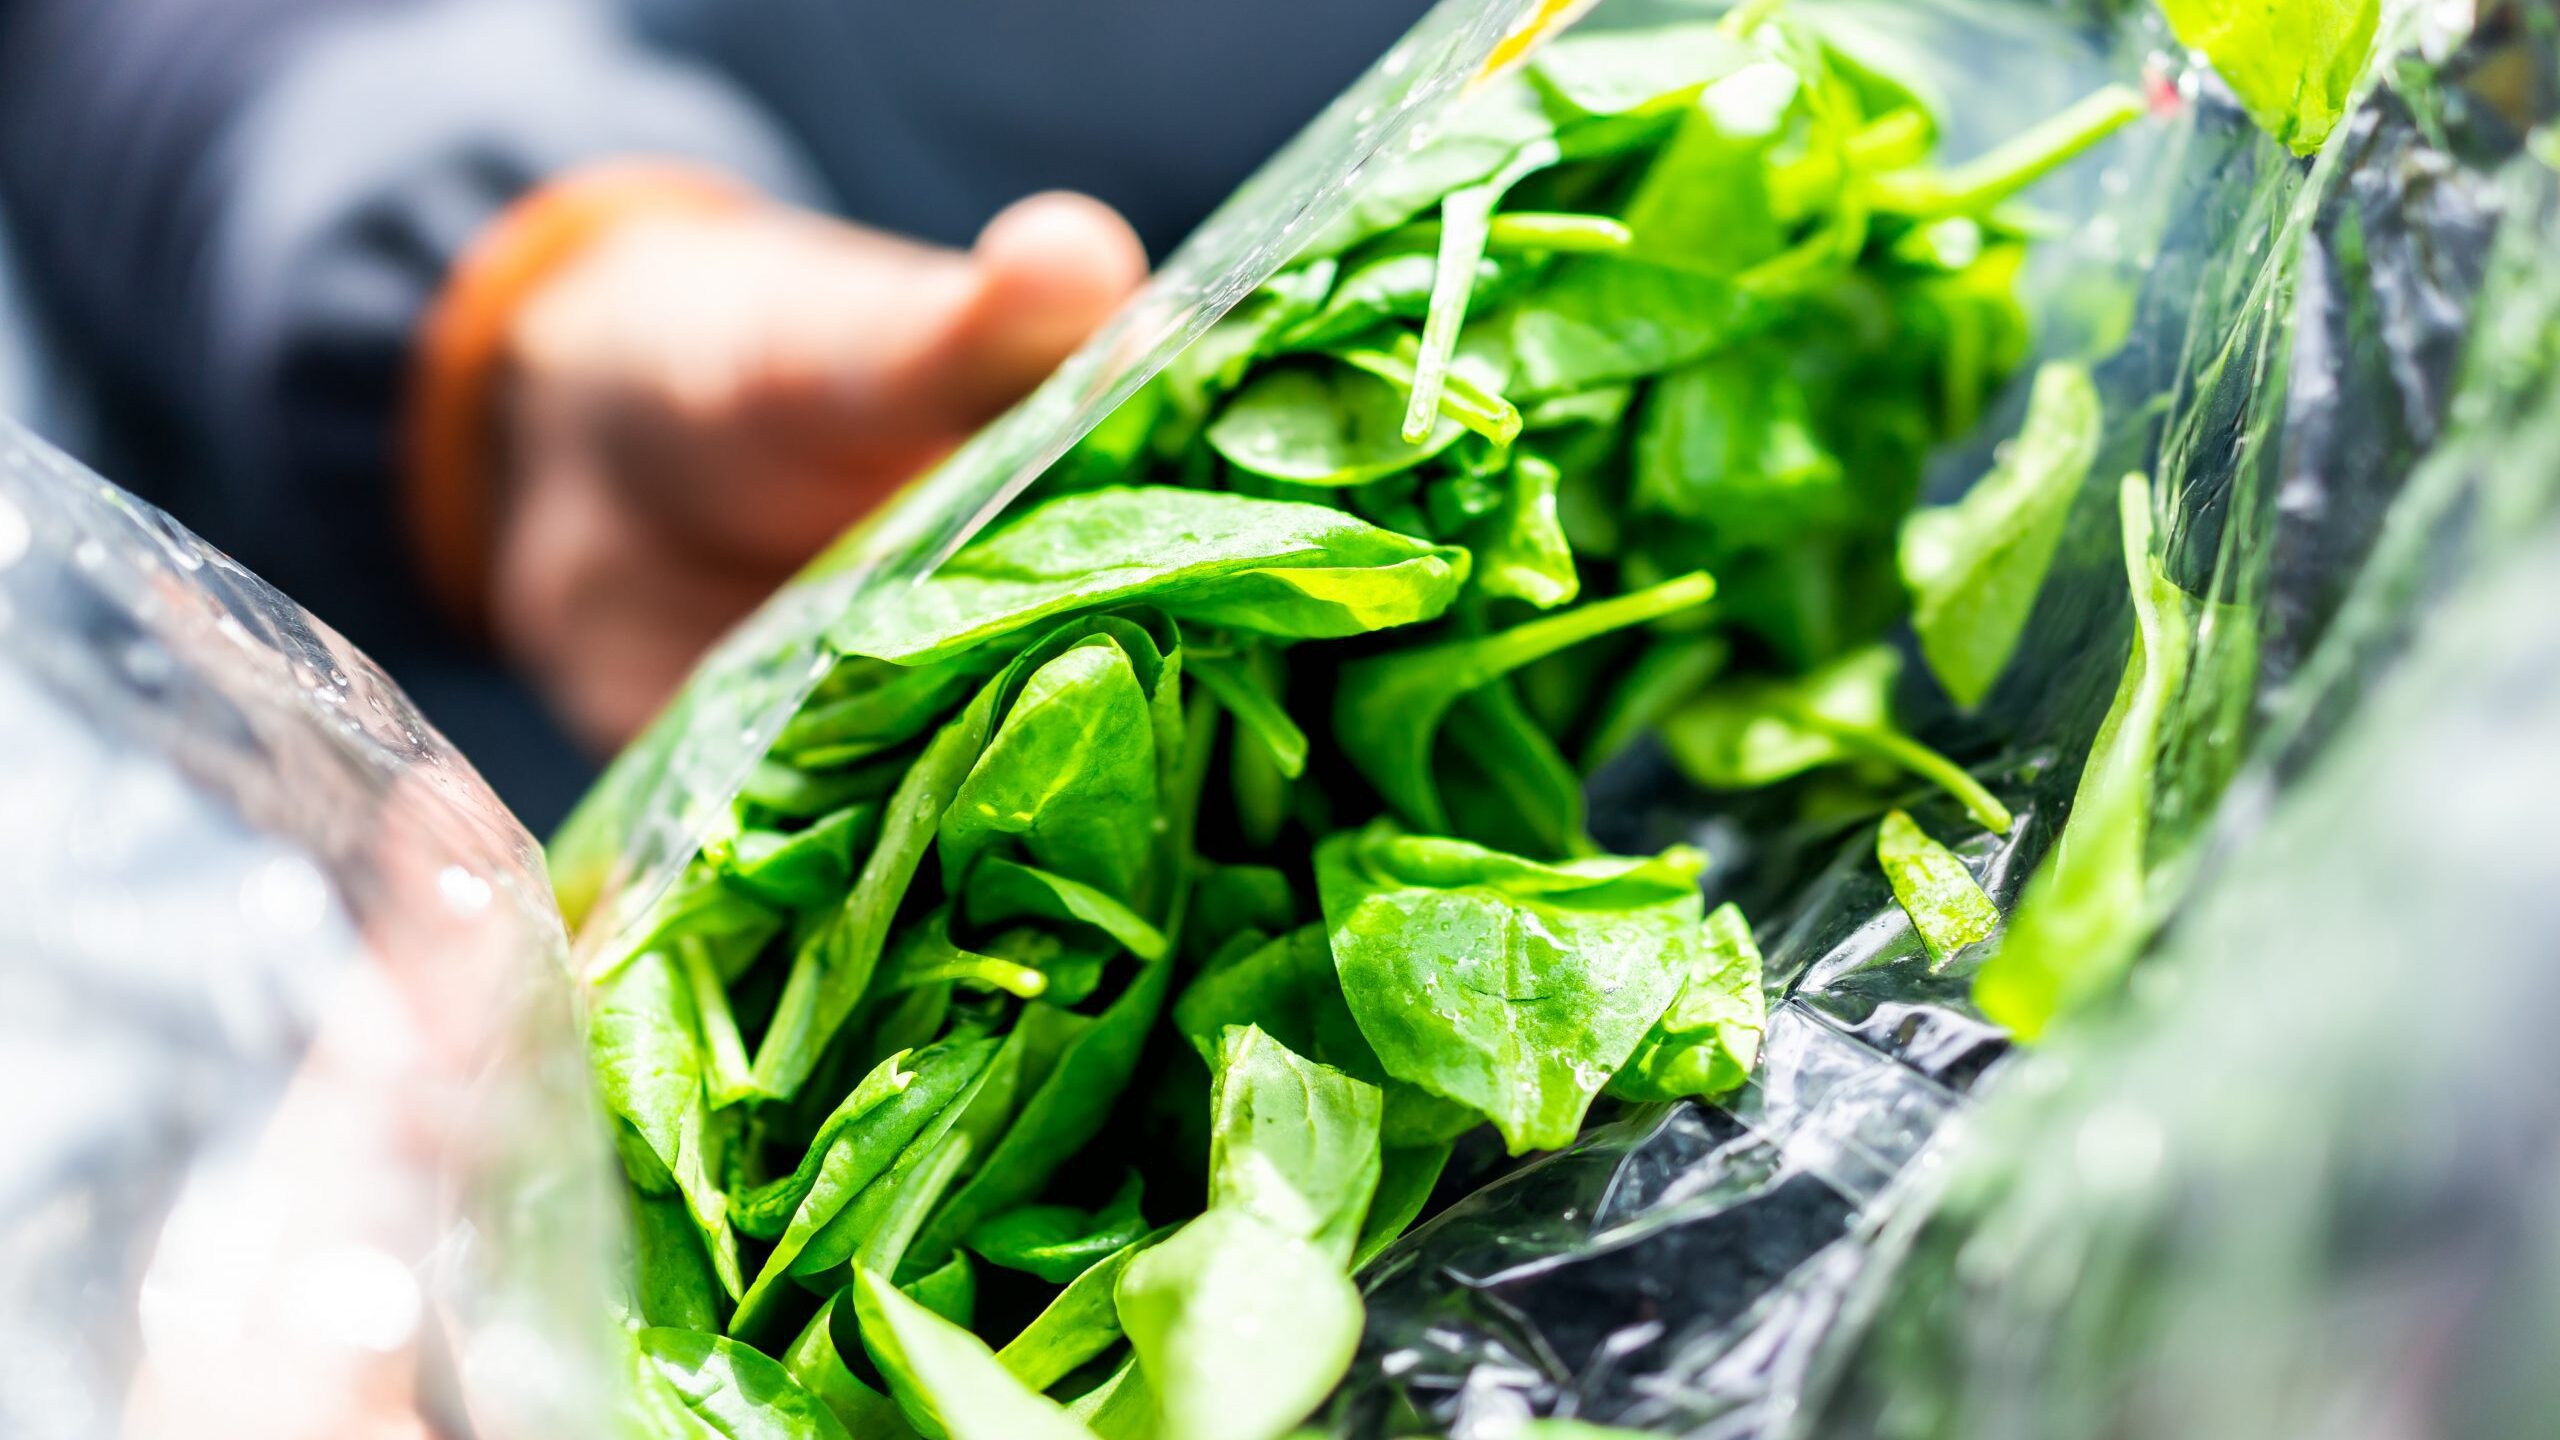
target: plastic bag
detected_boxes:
[0,420,625,1438]
[529,0,2550,1435]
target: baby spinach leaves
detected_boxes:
[1876,809,2000,967]
[2160,0,2379,156]
[578,12,2150,1436]
[1902,363,2102,709]
[1606,902,1767,1105]
[1976,474,2192,1040]
[1316,824,1705,1153]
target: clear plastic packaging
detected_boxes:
[0,422,625,1437]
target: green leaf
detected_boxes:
[752,701,988,1100]
[731,1051,919,1241]
[1635,352,1848,545]
[1189,653,1309,780]
[774,654,993,770]
[1622,59,1800,275]
[993,1233,1158,1391]
[729,1039,998,1336]
[1606,902,1766,1104]
[961,859,1171,964]
[1207,1025,1383,1263]
[1352,1142,1452,1271]
[852,1268,1100,1440]
[1306,74,1558,256]
[939,634,1161,901]
[1877,809,2000,966]
[1402,138,1559,444]
[1901,363,2103,708]
[1315,824,1704,1154]
[831,488,1467,663]
[781,1298,914,1439]
[634,1328,856,1440]
[1114,1208,1364,1440]
[721,806,880,911]
[1335,571,1715,835]
[1208,364,1468,487]
[2159,0,2378,156]
[902,1253,978,1329]
[1975,474,2192,1041]
[1507,258,1774,398]
[908,958,1174,1270]
[1863,84,2143,216]
[1163,263,1340,416]
[967,1172,1149,1285]
[1526,20,1756,121]
[631,1191,727,1332]
[589,950,742,1297]
[875,910,1053,1001]
[1659,644,2014,834]
[1470,452,1580,609]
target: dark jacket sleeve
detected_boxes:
[0,0,824,643]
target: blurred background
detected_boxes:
[0,0,1435,833]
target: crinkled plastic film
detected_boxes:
[543,0,2555,1436]
[0,423,625,1437]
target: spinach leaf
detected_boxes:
[720,805,880,911]
[730,1038,998,1336]
[752,700,986,1100]
[993,1232,1158,1391]
[874,911,1052,1002]
[1901,363,2102,708]
[903,1253,977,1327]
[1877,808,2000,966]
[1206,1025,1383,1262]
[731,1050,918,1241]
[1622,59,1799,275]
[1507,258,1774,398]
[773,654,992,770]
[852,1267,1099,1440]
[938,632,1162,901]
[1208,364,1467,487]
[1114,1208,1364,1440]
[1336,571,1714,836]
[834,488,1466,664]
[1863,84,2143,217]
[635,1327,856,1440]
[1188,653,1308,780]
[2158,0,2378,156]
[1606,901,1765,1104]
[908,957,1174,1270]
[1352,1142,1452,1271]
[1402,138,1559,444]
[1470,451,1580,608]
[1634,351,1847,544]
[1526,19,1756,120]
[632,1190,726,1332]
[781,1297,914,1438]
[1163,262,1339,416]
[590,949,742,1297]
[1316,824,1703,1153]
[959,860,1170,963]
[967,1171,1149,1285]
[1660,644,2014,834]
[1975,474,2192,1040]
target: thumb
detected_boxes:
[920,192,1149,422]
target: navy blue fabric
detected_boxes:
[0,0,1429,827]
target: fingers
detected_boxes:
[937,191,1150,416]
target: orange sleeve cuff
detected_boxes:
[405,161,753,633]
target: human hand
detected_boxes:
[484,191,1146,752]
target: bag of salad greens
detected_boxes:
[543,0,2556,1435]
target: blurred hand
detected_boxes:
[491,192,1147,752]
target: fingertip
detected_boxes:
[973,191,1150,307]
